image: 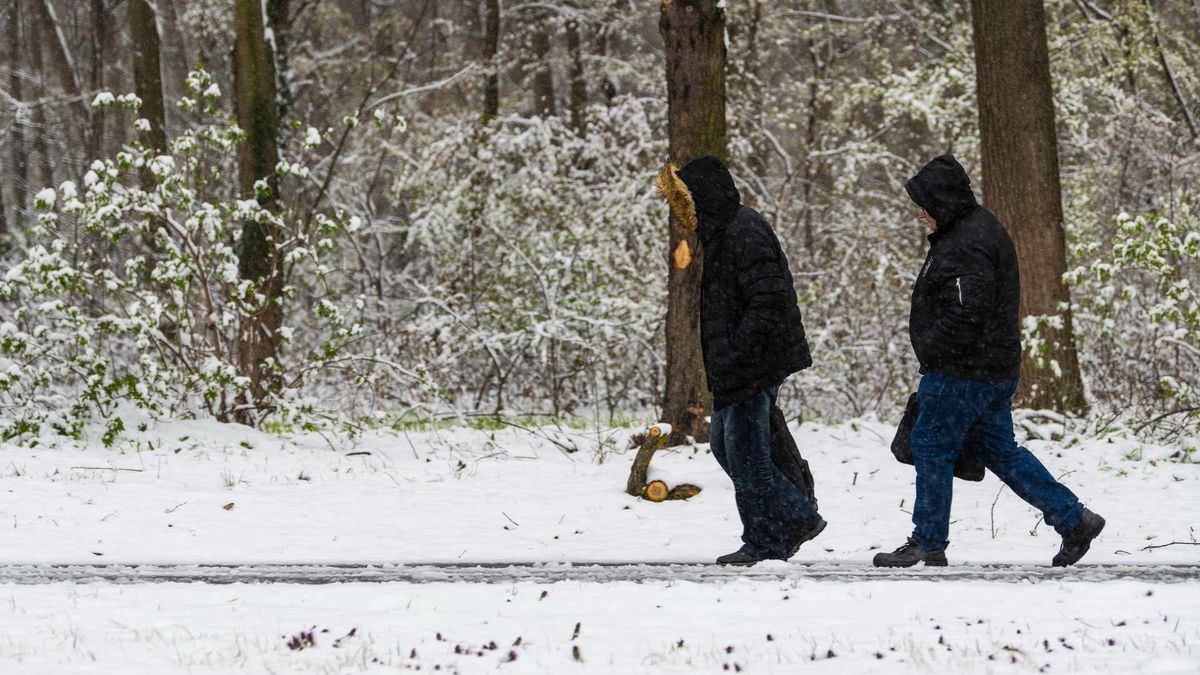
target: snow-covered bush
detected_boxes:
[0,69,364,442]
[1067,208,1200,435]
[354,100,667,418]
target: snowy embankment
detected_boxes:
[0,415,1198,673]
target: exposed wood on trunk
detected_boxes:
[625,425,670,496]
[660,0,727,445]
[643,479,669,502]
[667,483,702,500]
[971,0,1087,413]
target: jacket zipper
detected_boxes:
[956,277,963,305]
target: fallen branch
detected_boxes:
[625,425,669,496]
[1141,541,1200,551]
[70,466,144,472]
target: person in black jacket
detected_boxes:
[657,155,826,566]
[874,154,1105,568]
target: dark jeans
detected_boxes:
[711,386,822,559]
[911,371,1084,551]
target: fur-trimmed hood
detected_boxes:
[655,155,741,244]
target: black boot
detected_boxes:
[716,548,766,567]
[1052,508,1105,567]
[785,519,827,559]
[873,538,948,568]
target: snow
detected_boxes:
[0,417,1195,566]
[304,126,322,148]
[90,91,116,108]
[0,417,1196,672]
[33,187,55,210]
[2,577,1196,673]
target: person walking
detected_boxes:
[874,154,1105,568]
[656,155,826,566]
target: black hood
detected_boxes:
[677,155,741,243]
[905,154,978,232]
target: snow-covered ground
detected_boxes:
[3,577,1197,673]
[1,415,1198,672]
[2,416,1195,566]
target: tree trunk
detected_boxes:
[625,425,669,496]
[565,14,587,134]
[27,6,53,194]
[267,0,294,124]
[159,0,190,117]
[90,0,106,159]
[6,0,28,225]
[970,0,1086,413]
[233,0,283,421]
[130,0,167,154]
[594,0,618,103]
[529,21,556,117]
[32,0,92,156]
[659,0,727,445]
[482,0,500,123]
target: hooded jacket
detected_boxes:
[677,156,812,410]
[906,155,1022,381]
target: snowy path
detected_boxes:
[2,561,1198,585]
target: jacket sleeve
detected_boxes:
[912,242,996,360]
[730,222,790,362]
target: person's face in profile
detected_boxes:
[918,208,936,231]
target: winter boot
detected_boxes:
[785,518,827,559]
[1052,508,1105,567]
[716,548,766,567]
[873,538,948,568]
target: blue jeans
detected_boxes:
[711,387,822,559]
[911,372,1084,551]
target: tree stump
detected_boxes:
[643,480,669,502]
[667,484,702,500]
[625,423,670,496]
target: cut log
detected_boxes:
[667,484,702,500]
[643,480,669,503]
[625,425,669,496]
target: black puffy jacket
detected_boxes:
[906,155,1022,381]
[678,156,812,410]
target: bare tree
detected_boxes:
[482,0,500,123]
[130,0,167,153]
[5,0,29,228]
[233,0,284,419]
[565,12,587,134]
[660,0,728,444]
[971,0,1087,412]
[529,17,556,116]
